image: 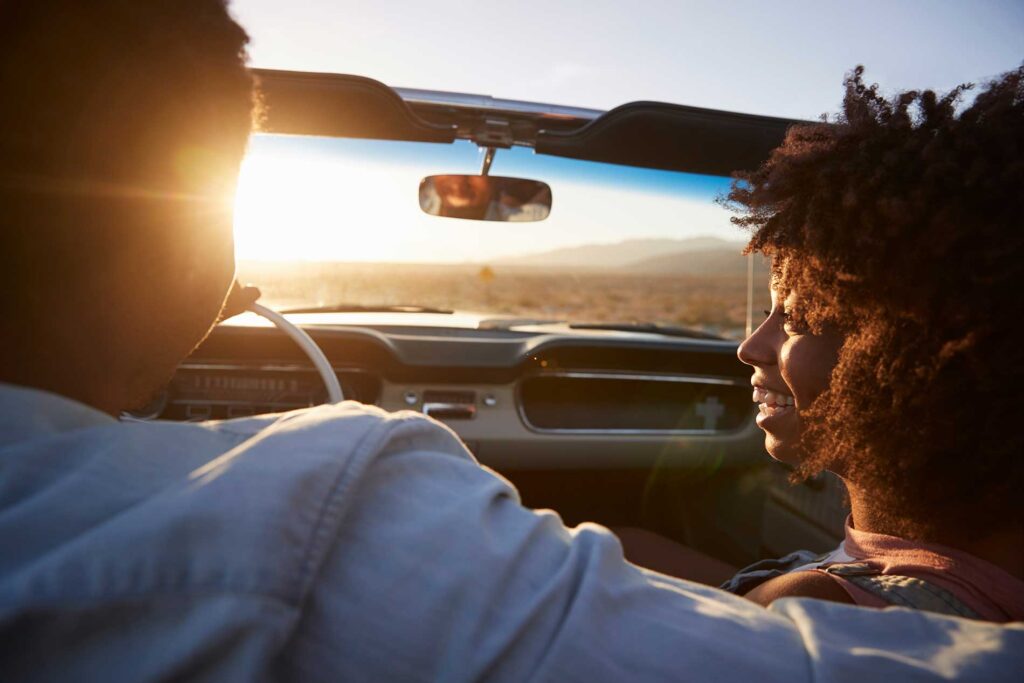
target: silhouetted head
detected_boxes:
[0,0,255,413]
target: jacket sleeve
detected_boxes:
[274,414,811,683]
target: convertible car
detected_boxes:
[130,69,847,571]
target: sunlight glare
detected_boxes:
[233,149,417,261]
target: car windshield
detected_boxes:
[234,133,770,338]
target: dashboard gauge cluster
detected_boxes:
[128,363,380,421]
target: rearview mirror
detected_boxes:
[419,175,552,222]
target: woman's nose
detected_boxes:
[737,321,777,368]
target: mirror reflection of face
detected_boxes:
[736,285,842,465]
[419,175,552,222]
[433,175,493,209]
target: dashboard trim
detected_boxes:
[536,371,747,387]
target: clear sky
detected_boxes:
[231,0,1023,119]
[228,1,1023,262]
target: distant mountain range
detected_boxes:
[495,236,767,276]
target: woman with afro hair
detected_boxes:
[718,65,1024,621]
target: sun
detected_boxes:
[232,145,414,262]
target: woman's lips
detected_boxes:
[752,385,797,431]
[755,402,796,431]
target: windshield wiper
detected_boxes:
[279,304,454,314]
[568,322,724,340]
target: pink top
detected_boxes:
[809,518,1024,622]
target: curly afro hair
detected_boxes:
[727,66,1024,540]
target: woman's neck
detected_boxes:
[845,483,1024,581]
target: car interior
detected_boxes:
[129,68,849,572]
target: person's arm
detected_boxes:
[275,433,810,682]
[265,410,1023,682]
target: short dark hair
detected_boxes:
[0,0,255,322]
[728,66,1024,539]
[0,0,254,185]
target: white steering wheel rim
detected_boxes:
[246,303,344,404]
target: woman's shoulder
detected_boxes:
[743,569,855,607]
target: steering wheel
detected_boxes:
[247,302,344,404]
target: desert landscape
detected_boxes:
[237,237,771,339]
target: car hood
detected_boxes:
[220,309,541,330]
[219,309,734,343]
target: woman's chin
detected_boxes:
[764,435,801,466]
[756,406,803,465]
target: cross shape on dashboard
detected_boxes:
[695,395,724,431]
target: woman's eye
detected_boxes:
[783,316,808,334]
[763,308,805,332]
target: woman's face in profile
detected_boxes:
[737,286,842,465]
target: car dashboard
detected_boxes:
[134,311,765,471]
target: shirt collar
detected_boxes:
[0,382,115,448]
